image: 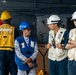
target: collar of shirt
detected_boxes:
[23,36,29,45]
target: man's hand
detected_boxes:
[28,62,34,68]
[25,58,32,63]
[56,43,64,49]
[45,43,52,49]
[68,38,72,44]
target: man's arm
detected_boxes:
[15,40,27,61]
[65,30,76,49]
[65,43,75,50]
[30,42,39,61]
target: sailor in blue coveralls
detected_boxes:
[15,21,38,75]
[66,11,76,75]
[45,15,69,75]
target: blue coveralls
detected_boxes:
[15,36,38,75]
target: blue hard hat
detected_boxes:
[19,21,31,30]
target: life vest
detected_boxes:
[48,28,68,61]
[0,24,15,51]
[68,28,76,60]
[15,36,36,70]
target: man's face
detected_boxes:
[48,23,57,30]
[73,19,76,26]
[22,28,31,37]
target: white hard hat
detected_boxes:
[71,11,76,20]
[47,15,61,24]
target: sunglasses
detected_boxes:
[73,19,76,21]
[26,28,31,31]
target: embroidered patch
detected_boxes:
[31,41,34,47]
[21,42,25,48]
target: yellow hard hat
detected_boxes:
[37,70,44,75]
[0,10,12,20]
